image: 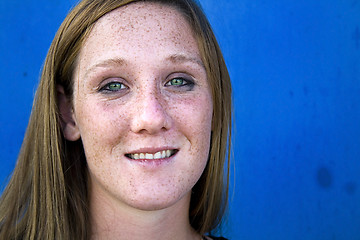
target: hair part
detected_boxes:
[0,0,232,239]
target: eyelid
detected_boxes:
[165,73,195,85]
[165,77,190,86]
[98,77,128,92]
[164,73,196,92]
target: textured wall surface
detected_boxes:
[1,0,359,239]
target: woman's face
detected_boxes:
[68,2,213,211]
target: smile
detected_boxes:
[126,149,178,160]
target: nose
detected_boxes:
[130,90,172,134]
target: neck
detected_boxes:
[88,185,200,240]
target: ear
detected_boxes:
[57,85,81,141]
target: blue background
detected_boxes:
[0,0,359,239]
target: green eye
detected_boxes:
[106,82,125,91]
[165,76,195,91]
[168,78,185,86]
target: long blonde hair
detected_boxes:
[0,0,232,239]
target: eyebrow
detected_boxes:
[83,54,205,79]
[84,58,126,79]
[166,54,205,69]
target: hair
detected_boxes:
[0,0,232,239]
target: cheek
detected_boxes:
[74,100,128,153]
[171,94,213,162]
[172,94,213,136]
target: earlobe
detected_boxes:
[57,85,81,141]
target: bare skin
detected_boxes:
[59,2,213,240]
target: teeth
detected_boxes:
[154,152,161,159]
[129,150,175,160]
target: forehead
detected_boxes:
[79,2,199,63]
[95,2,185,29]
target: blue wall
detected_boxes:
[1,0,359,239]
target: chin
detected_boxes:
[126,191,190,211]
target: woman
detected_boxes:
[0,0,232,239]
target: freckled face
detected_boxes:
[72,3,213,210]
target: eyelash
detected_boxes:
[99,81,127,93]
[165,77,195,90]
[98,75,195,94]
